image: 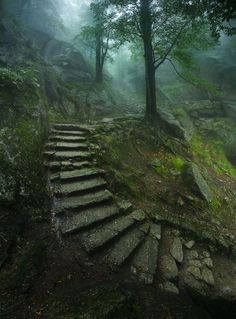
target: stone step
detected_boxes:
[53,189,113,215]
[50,167,102,182]
[51,129,86,136]
[44,150,92,161]
[81,210,146,253]
[55,177,107,197]
[49,135,87,143]
[104,223,149,268]
[46,142,89,152]
[53,123,91,132]
[44,160,91,172]
[59,168,104,182]
[60,204,120,235]
[130,224,160,284]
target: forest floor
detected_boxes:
[0,217,212,319]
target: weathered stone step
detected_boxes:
[44,150,92,161]
[54,190,113,215]
[51,129,86,136]
[53,123,91,132]
[130,224,160,284]
[49,135,86,143]
[46,142,88,151]
[55,177,107,197]
[60,204,120,235]
[44,160,91,172]
[58,168,104,182]
[104,223,149,268]
[81,210,146,253]
[50,168,102,182]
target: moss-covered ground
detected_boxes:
[93,117,236,246]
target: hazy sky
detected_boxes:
[58,0,92,37]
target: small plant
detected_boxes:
[0,66,40,91]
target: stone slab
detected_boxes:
[45,150,92,160]
[55,177,107,196]
[54,190,113,214]
[130,231,159,284]
[60,204,120,235]
[49,135,86,142]
[81,210,145,253]
[51,129,86,136]
[59,168,103,181]
[105,225,147,267]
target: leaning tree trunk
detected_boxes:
[95,32,103,84]
[140,0,157,122]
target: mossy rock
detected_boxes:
[182,162,213,203]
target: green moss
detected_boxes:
[151,154,184,176]
[208,198,221,210]
[191,136,236,177]
[0,119,50,218]
[172,156,185,170]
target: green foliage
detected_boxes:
[191,136,236,177]
[0,119,49,219]
[151,155,184,176]
[0,66,40,91]
[0,66,41,124]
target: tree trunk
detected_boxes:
[95,31,103,83]
[140,0,157,121]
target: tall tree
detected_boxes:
[80,0,120,84]
[108,0,219,122]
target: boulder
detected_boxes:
[170,237,183,263]
[182,162,213,202]
[159,254,178,280]
[157,109,188,140]
[159,281,179,294]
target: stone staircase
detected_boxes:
[44,123,236,298]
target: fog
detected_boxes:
[3,0,235,103]
[57,0,92,39]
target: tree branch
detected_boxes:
[154,20,191,70]
[166,58,196,86]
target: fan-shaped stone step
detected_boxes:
[130,224,161,284]
[51,129,86,136]
[49,135,86,143]
[53,124,91,132]
[60,204,120,235]
[81,210,146,253]
[46,142,89,151]
[55,177,107,197]
[104,223,149,268]
[54,189,113,215]
[44,150,92,161]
